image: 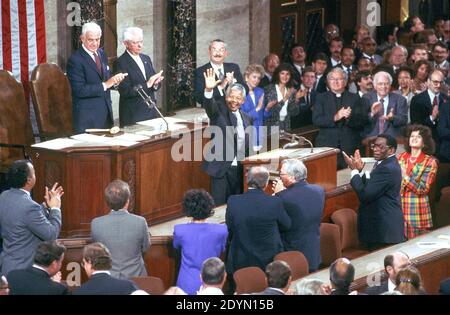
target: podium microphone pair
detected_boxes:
[133,84,169,132]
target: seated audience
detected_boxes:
[258,261,292,295]
[74,242,138,295]
[395,265,426,295]
[173,189,228,295]
[7,241,68,295]
[328,258,356,295]
[197,257,226,295]
[91,179,150,279]
[294,278,325,295]
[274,159,324,271]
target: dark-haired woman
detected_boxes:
[397,124,438,239]
[173,189,228,295]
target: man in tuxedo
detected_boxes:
[202,68,253,205]
[113,27,164,127]
[343,134,406,250]
[259,261,292,295]
[258,53,280,88]
[7,241,68,295]
[366,251,411,295]
[410,69,447,152]
[312,68,367,170]
[226,166,291,276]
[291,66,317,129]
[91,180,150,279]
[67,22,128,133]
[194,39,245,105]
[74,242,138,295]
[274,159,324,272]
[0,160,63,276]
[289,43,308,89]
[362,71,408,141]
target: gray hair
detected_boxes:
[281,159,307,181]
[295,278,325,295]
[82,22,102,36]
[247,166,270,189]
[327,67,348,82]
[392,45,408,57]
[201,257,226,285]
[226,83,246,99]
[209,38,227,49]
[373,71,393,85]
[123,27,143,42]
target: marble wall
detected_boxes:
[44,0,58,64]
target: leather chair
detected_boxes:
[30,63,73,140]
[320,223,342,267]
[0,70,34,190]
[130,276,166,295]
[233,266,267,294]
[331,208,369,259]
[273,251,309,281]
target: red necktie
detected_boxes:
[378,98,385,134]
[433,95,438,108]
[94,52,102,74]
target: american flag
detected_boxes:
[0,0,46,136]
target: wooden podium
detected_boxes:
[31,123,210,237]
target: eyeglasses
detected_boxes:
[370,143,391,150]
[211,48,226,53]
[128,40,143,45]
[329,77,345,82]
[431,80,443,85]
[376,82,390,87]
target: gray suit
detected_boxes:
[91,210,150,279]
[0,189,62,276]
[362,91,408,138]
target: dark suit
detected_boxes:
[258,287,286,295]
[194,62,245,105]
[365,280,389,295]
[8,267,68,295]
[290,63,305,89]
[226,189,291,276]
[362,91,408,139]
[203,96,253,205]
[291,90,316,129]
[314,75,328,94]
[276,180,325,271]
[439,277,450,295]
[258,74,271,89]
[437,100,450,162]
[113,51,159,127]
[73,272,137,295]
[67,47,113,133]
[350,155,406,245]
[312,90,367,169]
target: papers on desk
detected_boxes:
[416,241,450,249]
[32,138,83,150]
[71,133,109,143]
[113,133,150,142]
[69,134,139,147]
[137,117,189,132]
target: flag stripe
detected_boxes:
[27,0,37,73]
[18,0,29,85]
[10,0,20,80]
[1,0,12,71]
[34,0,45,63]
[0,3,3,69]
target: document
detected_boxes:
[416,241,450,249]
[31,138,83,150]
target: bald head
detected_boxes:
[330,258,355,290]
[384,251,410,282]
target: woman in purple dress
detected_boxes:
[173,189,228,295]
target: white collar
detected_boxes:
[388,278,396,292]
[427,89,439,99]
[197,286,224,295]
[126,50,141,60]
[210,62,224,72]
[92,271,111,276]
[32,264,50,275]
[82,44,96,57]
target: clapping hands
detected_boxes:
[44,182,64,209]
[342,149,364,172]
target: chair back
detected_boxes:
[331,208,360,250]
[130,276,166,295]
[320,223,342,267]
[273,251,309,281]
[30,63,73,139]
[0,70,33,170]
[233,266,267,294]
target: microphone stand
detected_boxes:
[135,85,169,132]
[281,131,314,153]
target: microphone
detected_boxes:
[134,84,169,132]
[281,131,314,153]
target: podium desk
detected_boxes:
[31,122,210,237]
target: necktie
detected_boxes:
[94,52,102,74]
[347,67,352,78]
[306,91,310,107]
[378,98,385,134]
[433,95,438,108]
[218,68,225,81]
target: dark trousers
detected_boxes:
[211,165,243,206]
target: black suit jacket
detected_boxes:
[113,51,159,127]
[438,100,450,162]
[8,267,69,295]
[226,189,291,275]
[314,75,328,94]
[73,273,137,295]
[194,62,245,105]
[312,90,367,155]
[276,181,325,271]
[365,280,389,295]
[290,90,317,129]
[350,155,406,244]
[258,75,271,89]
[202,96,253,178]
[258,287,286,295]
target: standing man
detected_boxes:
[202,68,253,205]
[0,160,63,276]
[114,27,164,127]
[290,66,317,128]
[226,166,291,277]
[194,39,245,105]
[289,43,308,89]
[67,22,128,133]
[274,159,324,272]
[343,134,406,250]
[91,180,150,279]
[259,53,280,88]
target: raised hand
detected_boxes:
[256,94,264,112]
[265,99,278,111]
[432,105,439,121]
[147,70,164,88]
[342,151,355,170]
[44,182,64,209]
[203,68,221,92]
[371,101,382,116]
[105,73,128,89]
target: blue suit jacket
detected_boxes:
[440,277,450,295]
[73,273,137,295]
[8,267,69,295]
[226,189,291,275]
[67,47,113,133]
[276,181,324,271]
[437,99,450,162]
[0,189,61,276]
[350,155,406,244]
[113,51,159,127]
